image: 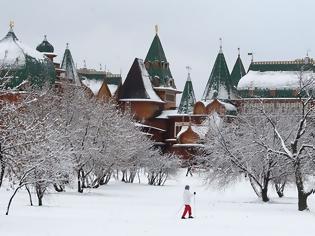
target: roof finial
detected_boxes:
[186,66,192,81]
[238,47,240,57]
[44,35,47,41]
[219,38,223,53]
[306,49,311,57]
[83,60,87,68]
[155,25,159,34]
[248,52,254,63]
[9,20,14,31]
[66,43,69,49]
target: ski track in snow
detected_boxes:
[0,170,315,236]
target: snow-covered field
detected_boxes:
[1,170,315,236]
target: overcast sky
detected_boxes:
[1,0,314,99]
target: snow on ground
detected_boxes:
[0,170,315,236]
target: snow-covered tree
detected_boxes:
[0,99,20,187]
[145,150,180,186]
[57,84,160,191]
[3,89,72,214]
[200,70,315,210]
[259,71,315,210]
[198,112,291,202]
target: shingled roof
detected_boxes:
[178,72,196,114]
[119,58,163,103]
[61,45,81,85]
[202,47,232,101]
[144,31,175,89]
[230,51,246,88]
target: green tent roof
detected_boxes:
[202,49,232,101]
[178,73,196,114]
[144,33,175,88]
[230,54,246,88]
[145,34,167,62]
[61,46,81,85]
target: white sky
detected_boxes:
[0,0,314,99]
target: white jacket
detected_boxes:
[183,189,193,205]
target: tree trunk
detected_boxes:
[77,169,83,193]
[295,165,309,211]
[100,172,111,185]
[186,167,193,177]
[38,195,43,206]
[121,170,126,182]
[261,187,269,202]
[275,182,285,198]
[53,184,64,192]
[35,184,45,206]
[25,185,33,206]
[0,145,5,188]
[6,185,23,215]
[249,176,262,198]
[261,173,270,202]
[0,162,5,188]
[298,190,309,211]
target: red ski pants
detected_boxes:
[182,204,192,218]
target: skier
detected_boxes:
[181,185,196,219]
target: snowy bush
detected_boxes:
[145,151,180,186]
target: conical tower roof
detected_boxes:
[36,35,54,53]
[144,28,175,88]
[119,58,162,102]
[178,71,196,114]
[0,23,55,89]
[61,44,81,85]
[202,46,231,101]
[230,50,246,88]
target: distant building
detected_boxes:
[0,23,55,90]
[78,68,122,99]
[2,22,313,160]
[237,58,315,114]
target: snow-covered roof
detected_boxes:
[203,86,230,101]
[134,123,166,132]
[175,113,221,140]
[119,58,163,103]
[119,98,165,103]
[138,59,163,101]
[238,70,313,90]
[176,125,208,140]
[201,99,237,112]
[153,86,182,93]
[81,79,103,95]
[0,30,46,67]
[107,84,119,96]
[155,109,179,119]
[43,52,57,57]
[61,47,81,86]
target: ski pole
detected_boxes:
[176,205,183,215]
[193,194,196,217]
